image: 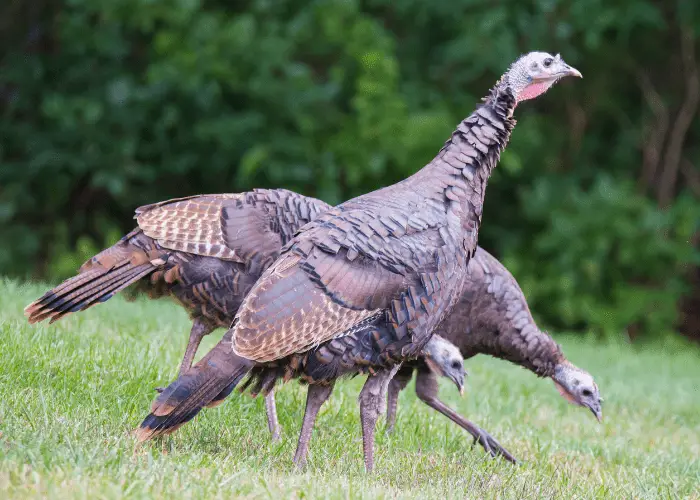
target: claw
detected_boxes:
[479,432,494,456]
[473,428,517,464]
[413,376,518,464]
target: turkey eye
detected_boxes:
[543,58,553,68]
[582,389,592,397]
[451,361,461,370]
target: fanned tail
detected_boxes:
[24,229,165,324]
[135,333,254,441]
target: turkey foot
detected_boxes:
[415,370,517,464]
[467,423,517,464]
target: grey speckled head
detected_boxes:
[423,335,466,395]
[552,361,603,422]
[504,52,582,103]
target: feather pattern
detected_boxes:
[25,189,331,332]
[231,81,516,365]
[434,246,565,376]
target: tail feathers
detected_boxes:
[24,261,156,324]
[206,381,238,409]
[136,336,254,442]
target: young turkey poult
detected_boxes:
[135,52,583,471]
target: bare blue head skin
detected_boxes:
[553,361,603,422]
[423,335,467,395]
[503,52,582,103]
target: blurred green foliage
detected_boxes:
[1,0,699,340]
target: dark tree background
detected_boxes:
[1,0,698,341]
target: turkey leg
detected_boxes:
[179,318,215,376]
[385,368,412,433]
[359,364,401,473]
[293,382,335,467]
[415,369,517,463]
[155,318,215,393]
[265,390,281,441]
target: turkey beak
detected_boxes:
[457,374,465,396]
[551,56,582,79]
[566,65,582,79]
[558,61,582,79]
[587,399,603,423]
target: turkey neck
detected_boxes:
[476,253,567,378]
[439,250,567,378]
[441,308,566,379]
[473,323,565,378]
[408,78,517,247]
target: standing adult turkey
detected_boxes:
[137,52,582,471]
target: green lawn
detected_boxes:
[0,279,698,499]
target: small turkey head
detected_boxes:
[505,52,582,103]
[423,335,466,395]
[552,361,602,422]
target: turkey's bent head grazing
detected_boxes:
[423,335,467,395]
[552,361,603,422]
[505,52,582,103]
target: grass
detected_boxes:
[0,278,698,499]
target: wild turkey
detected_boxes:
[136,52,582,471]
[384,246,602,459]
[24,189,330,377]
